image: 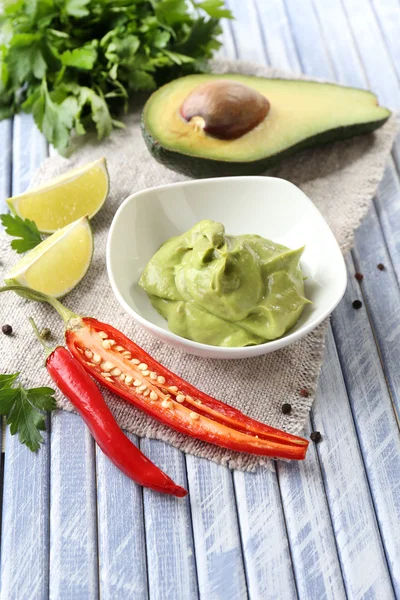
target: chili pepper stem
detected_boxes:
[29,317,55,360]
[0,284,79,324]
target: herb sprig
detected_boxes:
[0,0,233,150]
[0,372,56,451]
[0,213,42,253]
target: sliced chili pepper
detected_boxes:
[30,319,187,497]
[1,286,309,461]
[66,318,308,460]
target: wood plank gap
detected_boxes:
[183,454,203,600]
[230,471,251,600]
[93,440,101,600]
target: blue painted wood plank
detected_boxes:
[352,203,400,419]
[370,0,400,83]
[0,119,12,215]
[185,456,247,600]
[233,468,297,600]
[277,432,346,600]
[284,0,334,78]
[332,255,400,593]
[49,410,99,599]
[225,0,266,62]
[340,0,400,111]
[314,326,395,598]
[96,432,148,600]
[140,439,198,600]
[0,114,49,600]
[11,114,47,196]
[311,0,366,88]
[374,160,400,284]
[254,0,301,73]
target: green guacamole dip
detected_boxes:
[139,220,309,347]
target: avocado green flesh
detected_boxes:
[142,74,390,178]
[139,220,310,348]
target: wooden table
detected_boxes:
[1,1,400,598]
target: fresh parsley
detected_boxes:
[0,373,56,452]
[0,213,42,253]
[0,0,233,150]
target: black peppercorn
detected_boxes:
[2,324,12,335]
[282,403,292,415]
[352,300,362,310]
[310,431,322,443]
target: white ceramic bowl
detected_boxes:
[107,177,346,359]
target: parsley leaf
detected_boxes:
[0,213,42,253]
[0,374,56,452]
[0,0,232,150]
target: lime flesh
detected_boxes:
[7,158,109,233]
[5,217,93,298]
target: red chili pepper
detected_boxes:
[29,319,187,497]
[3,286,309,461]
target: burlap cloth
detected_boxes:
[0,59,397,470]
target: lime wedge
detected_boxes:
[7,158,109,234]
[5,217,93,298]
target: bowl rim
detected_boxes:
[106,175,347,357]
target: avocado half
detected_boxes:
[141,74,391,178]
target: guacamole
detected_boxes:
[139,220,309,347]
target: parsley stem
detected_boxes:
[0,285,79,323]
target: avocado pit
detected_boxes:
[180,79,270,140]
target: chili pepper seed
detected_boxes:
[150,391,158,401]
[85,350,93,359]
[111,368,121,377]
[176,394,185,403]
[92,353,101,364]
[133,380,141,387]
[282,403,292,414]
[162,399,173,409]
[131,358,140,365]
[138,363,148,371]
[169,386,178,392]
[2,324,12,335]
[157,376,166,384]
[150,372,157,380]
[310,431,322,443]
[101,361,114,372]
[125,375,133,385]
[189,412,199,420]
[352,300,362,310]
[98,331,108,339]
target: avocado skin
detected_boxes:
[141,116,390,178]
